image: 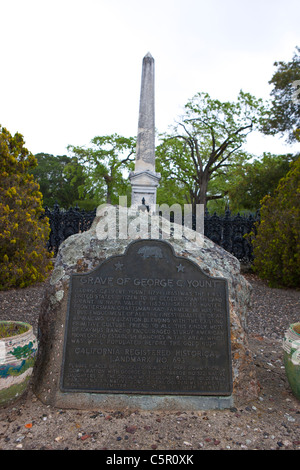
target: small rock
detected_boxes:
[283,440,292,447]
[183,441,192,446]
[125,425,137,434]
[287,416,295,422]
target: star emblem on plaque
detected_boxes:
[176,264,184,272]
[114,262,124,270]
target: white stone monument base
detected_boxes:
[129,169,161,214]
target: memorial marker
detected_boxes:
[61,239,232,396]
[129,52,160,213]
[34,52,256,411]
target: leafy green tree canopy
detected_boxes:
[227,152,298,212]
[32,153,94,209]
[67,134,136,205]
[156,90,265,209]
[262,46,300,143]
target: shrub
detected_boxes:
[0,126,53,290]
[251,157,300,288]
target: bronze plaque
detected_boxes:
[61,239,232,395]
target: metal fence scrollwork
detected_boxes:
[42,204,96,256]
[204,209,259,263]
[42,204,259,263]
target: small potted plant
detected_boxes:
[0,321,37,407]
[283,322,300,401]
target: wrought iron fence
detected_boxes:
[42,203,259,263]
[42,204,96,256]
[203,209,259,263]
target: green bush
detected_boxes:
[0,126,53,290]
[251,157,300,288]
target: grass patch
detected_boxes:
[0,322,29,339]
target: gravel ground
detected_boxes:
[0,273,300,452]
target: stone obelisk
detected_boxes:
[129,52,160,213]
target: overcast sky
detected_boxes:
[0,0,299,158]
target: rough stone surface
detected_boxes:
[33,207,259,409]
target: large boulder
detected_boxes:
[34,206,259,409]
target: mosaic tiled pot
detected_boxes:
[283,322,300,401]
[0,321,37,407]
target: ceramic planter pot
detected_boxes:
[283,322,300,401]
[0,321,38,407]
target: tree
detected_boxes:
[156,91,265,210]
[0,126,52,290]
[227,152,297,212]
[156,177,187,208]
[67,134,136,205]
[32,153,94,209]
[261,47,300,143]
[251,156,300,288]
